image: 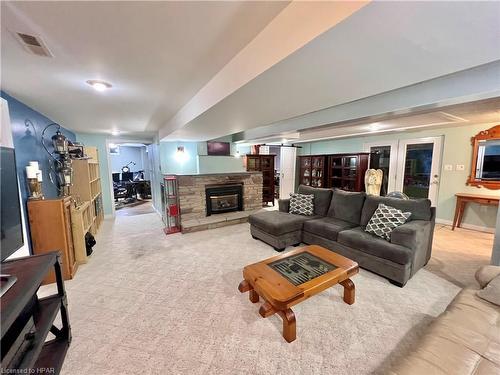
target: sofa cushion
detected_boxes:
[477,274,500,306]
[360,195,432,227]
[248,211,318,236]
[303,217,357,242]
[297,185,333,216]
[365,203,411,241]
[337,227,413,265]
[327,189,366,224]
[475,265,500,289]
[289,193,314,216]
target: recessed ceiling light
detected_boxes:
[368,123,383,131]
[86,79,112,92]
[111,130,120,136]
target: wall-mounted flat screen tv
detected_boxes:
[1,147,24,261]
[207,141,230,156]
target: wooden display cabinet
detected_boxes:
[298,155,326,187]
[246,154,276,205]
[327,153,369,191]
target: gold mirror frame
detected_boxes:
[467,124,500,190]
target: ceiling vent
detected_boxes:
[13,31,53,57]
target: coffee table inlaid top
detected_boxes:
[243,245,358,310]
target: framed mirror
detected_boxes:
[467,124,500,189]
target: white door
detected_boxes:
[395,137,443,206]
[363,141,398,195]
[280,146,297,199]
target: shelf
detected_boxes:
[17,296,62,370]
[1,254,58,338]
[32,339,69,375]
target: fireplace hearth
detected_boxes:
[205,184,243,216]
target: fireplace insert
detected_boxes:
[205,184,243,216]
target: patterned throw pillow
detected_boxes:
[365,203,411,241]
[289,193,314,216]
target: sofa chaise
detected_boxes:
[249,185,436,286]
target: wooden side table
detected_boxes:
[452,193,499,230]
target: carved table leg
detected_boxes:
[238,280,260,303]
[456,200,466,229]
[340,278,355,305]
[249,289,259,303]
[259,301,276,318]
[238,280,251,293]
[452,197,462,230]
[277,309,296,343]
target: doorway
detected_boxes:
[108,142,154,216]
[395,137,442,206]
[364,136,443,205]
[364,141,398,195]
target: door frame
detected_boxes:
[363,140,398,194]
[394,136,443,206]
[279,146,297,199]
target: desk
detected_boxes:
[452,193,499,230]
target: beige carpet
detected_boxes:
[45,213,493,375]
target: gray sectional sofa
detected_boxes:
[249,185,436,286]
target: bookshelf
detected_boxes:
[69,146,103,263]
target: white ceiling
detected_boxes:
[1,1,288,138]
[165,1,500,141]
[236,99,500,146]
[293,99,500,144]
[2,1,499,144]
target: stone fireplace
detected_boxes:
[176,172,263,232]
[205,184,243,216]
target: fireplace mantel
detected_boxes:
[175,171,261,177]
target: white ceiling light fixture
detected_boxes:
[86,79,112,92]
[111,129,120,136]
[368,123,384,131]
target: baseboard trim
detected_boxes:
[435,218,495,233]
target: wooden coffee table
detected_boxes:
[238,245,358,342]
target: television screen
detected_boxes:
[482,155,500,179]
[207,141,230,156]
[1,147,24,261]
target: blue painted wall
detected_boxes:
[110,145,147,174]
[159,141,198,175]
[1,91,76,251]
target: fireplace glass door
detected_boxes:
[210,194,239,213]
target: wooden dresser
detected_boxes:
[27,197,77,284]
[246,154,276,205]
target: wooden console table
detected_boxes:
[452,193,499,230]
